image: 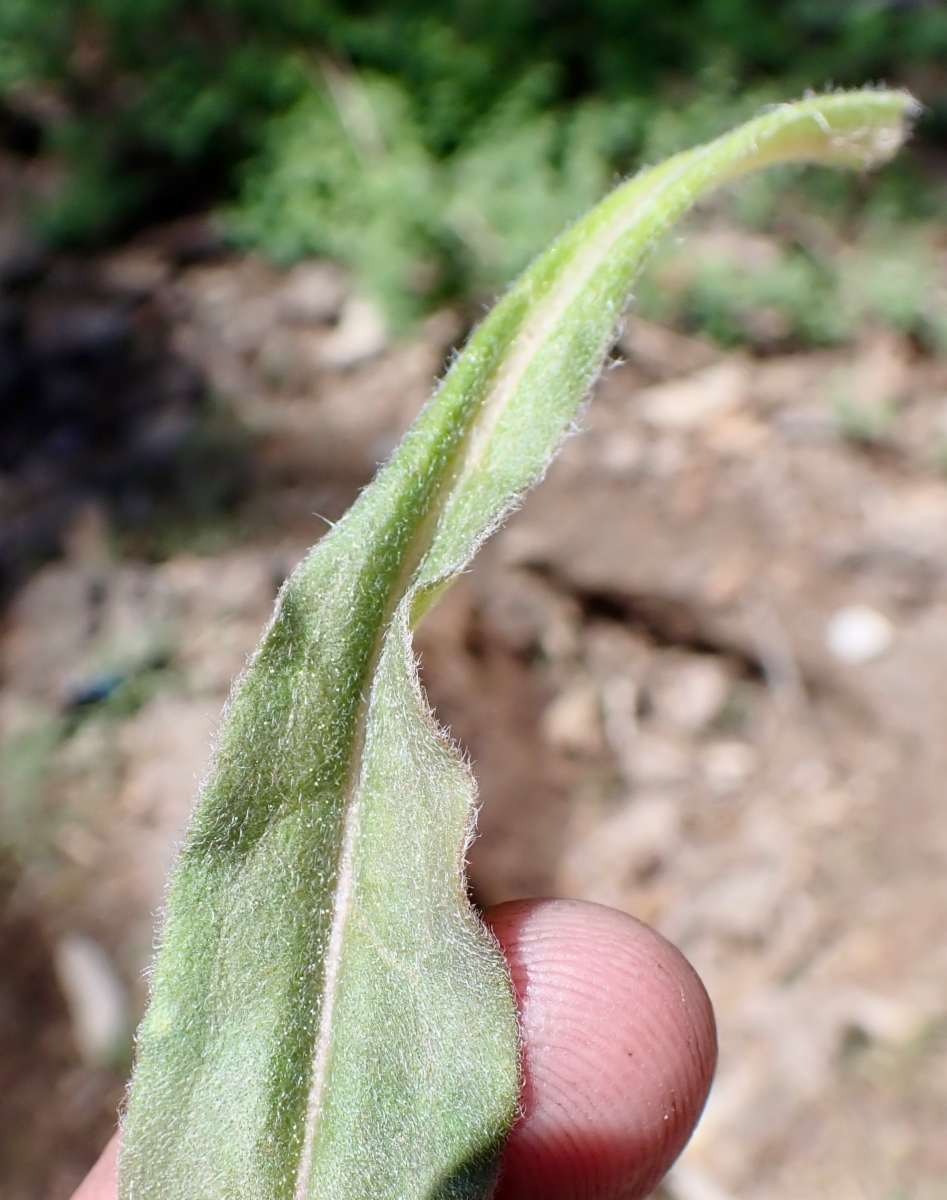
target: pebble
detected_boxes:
[638,361,749,431]
[665,1164,739,1200]
[699,866,786,940]
[701,740,757,793]
[825,604,894,664]
[279,259,347,325]
[541,683,605,757]
[561,794,681,899]
[319,296,388,368]
[618,730,693,785]
[648,656,731,734]
[54,934,129,1067]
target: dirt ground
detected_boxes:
[2,193,947,1200]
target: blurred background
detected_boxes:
[3,2,947,1197]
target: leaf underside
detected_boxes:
[120,90,916,1200]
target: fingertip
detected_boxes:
[485,898,716,1200]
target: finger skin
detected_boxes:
[485,898,717,1200]
[70,900,715,1200]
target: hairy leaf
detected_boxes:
[120,90,916,1200]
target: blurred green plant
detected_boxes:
[232,69,646,325]
[633,215,947,352]
[2,1,946,328]
[1,2,945,232]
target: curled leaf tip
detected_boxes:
[804,88,920,169]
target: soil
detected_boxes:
[2,160,947,1199]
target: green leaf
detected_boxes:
[120,89,916,1200]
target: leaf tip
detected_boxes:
[809,86,921,171]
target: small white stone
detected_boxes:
[319,296,388,368]
[599,432,644,476]
[700,866,785,940]
[701,740,757,793]
[638,361,749,431]
[665,1164,739,1200]
[839,988,941,1049]
[541,684,605,757]
[561,794,681,901]
[619,731,693,785]
[54,934,129,1067]
[648,656,731,734]
[279,259,347,324]
[601,675,639,755]
[825,604,894,664]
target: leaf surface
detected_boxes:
[120,89,917,1200]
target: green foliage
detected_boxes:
[231,74,457,329]
[232,71,644,326]
[1,1,945,276]
[119,91,915,1200]
[0,715,65,853]
[633,209,947,352]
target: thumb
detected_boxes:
[485,898,717,1200]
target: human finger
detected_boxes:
[484,897,717,1200]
